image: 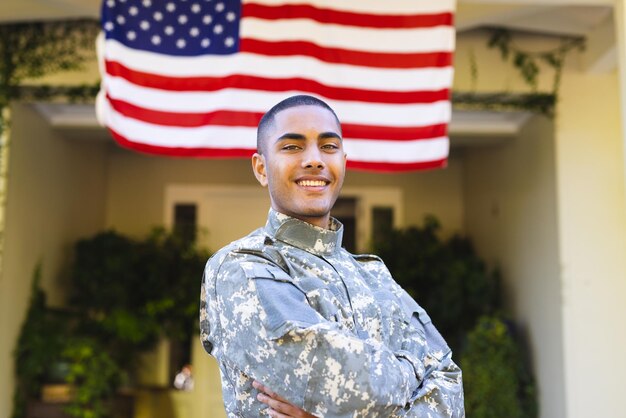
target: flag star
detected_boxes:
[201,38,211,47]
[226,11,236,22]
[142,0,151,6]
[119,0,126,3]
[116,15,126,24]
[191,4,201,13]
[178,15,188,24]
[213,24,223,34]
[189,27,200,37]
[164,25,174,35]
[154,11,163,21]
[106,0,115,8]
[104,21,114,31]
[224,36,234,47]
[140,20,150,30]
[151,35,161,44]
[129,6,138,15]
[127,31,137,40]
[176,39,186,48]
[215,2,224,12]
[202,15,213,24]
[166,2,176,12]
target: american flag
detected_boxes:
[97,0,455,172]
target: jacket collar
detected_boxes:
[264,208,343,256]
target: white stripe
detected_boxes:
[241,18,456,53]
[100,99,448,164]
[344,137,449,163]
[101,100,257,148]
[104,39,454,91]
[245,0,456,15]
[104,78,451,127]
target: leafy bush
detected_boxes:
[461,316,538,418]
[68,228,209,370]
[12,229,209,418]
[373,216,537,417]
[373,215,500,354]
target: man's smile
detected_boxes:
[296,178,330,188]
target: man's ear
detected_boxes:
[251,153,268,187]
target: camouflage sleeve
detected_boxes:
[212,255,425,417]
[385,268,465,417]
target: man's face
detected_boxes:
[252,105,347,229]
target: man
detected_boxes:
[200,95,464,417]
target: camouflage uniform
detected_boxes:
[200,209,464,417]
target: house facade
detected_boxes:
[1,1,626,418]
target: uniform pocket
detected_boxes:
[243,263,321,340]
[400,292,451,361]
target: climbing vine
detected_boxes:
[0,19,98,273]
[487,28,585,95]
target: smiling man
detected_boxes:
[200,95,465,417]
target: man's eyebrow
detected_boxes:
[275,132,342,142]
[318,131,342,140]
[276,133,306,142]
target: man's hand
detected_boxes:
[253,380,317,418]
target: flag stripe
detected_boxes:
[242,3,453,29]
[240,18,455,53]
[107,95,448,140]
[112,127,448,172]
[103,39,454,89]
[249,0,456,15]
[101,101,448,161]
[104,78,452,126]
[347,159,447,172]
[240,39,453,69]
[105,60,450,103]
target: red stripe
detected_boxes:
[105,60,449,103]
[110,129,256,158]
[110,128,446,171]
[107,96,447,141]
[347,158,447,172]
[108,95,263,128]
[243,3,453,29]
[342,123,448,141]
[240,39,453,69]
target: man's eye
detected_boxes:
[282,144,300,150]
[322,143,339,150]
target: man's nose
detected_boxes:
[301,146,325,169]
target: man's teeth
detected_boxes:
[298,180,326,187]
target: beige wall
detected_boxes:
[0,104,108,418]
[455,27,626,418]
[463,116,566,418]
[556,71,626,418]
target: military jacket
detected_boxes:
[200,209,464,417]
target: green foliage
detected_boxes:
[68,228,209,370]
[373,215,500,354]
[12,229,209,418]
[461,316,538,418]
[373,216,537,416]
[487,28,585,95]
[0,19,98,107]
[12,264,68,418]
[62,338,123,418]
[452,92,556,118]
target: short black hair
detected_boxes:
[256,95,341,154]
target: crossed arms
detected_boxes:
[204,256,464,417]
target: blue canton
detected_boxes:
[102,0,241,55]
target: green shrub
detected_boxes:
[461,316,537,418]
[373,215,500,354]
[373,216,537,417]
